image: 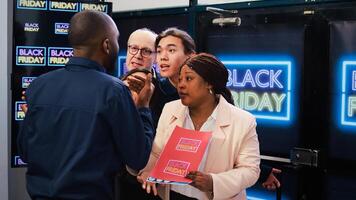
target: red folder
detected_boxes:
[148,126,212,185]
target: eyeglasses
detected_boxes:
[128,45,154,58]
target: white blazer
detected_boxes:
[142,96,260,200]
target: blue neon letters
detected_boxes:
[48,47,73,66]
[341,61,356,126]
[223,60,292,121]
[16,46,46,66]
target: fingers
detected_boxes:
[20,104,28,113]
[262,180,280,190]
[144,73,152,87]
[142,180,147,192]
[144,182,157,195]
[272,168,282,174]
[146,182,151,194]
[152,183,158,196]
[263,182,275,190]
[186,171,213,192]
[131,74,146,82]
[127,75,145,93]
[267,184,276,190]
[137,175,144,184]
[137,171,149,184]
[186,171,198,180]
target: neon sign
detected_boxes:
[222,60,292,122]
[22,77,36,88]
[48,47,73,66]
[341,61,356,126]
[118,56,127,77]
[15,101,26,121]
[14,156,26,166]
[24,23,39,32]
[55,23,69,35]
[80,3,108,13]
[49,1,78,12]
[16,46,46,66]
[17,0,47,10]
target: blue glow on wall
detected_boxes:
[219,56,294,124]
[340,60,356,127]
[117,55,127,77]
[247,188,291,200]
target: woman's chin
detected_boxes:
[180,99,190,106]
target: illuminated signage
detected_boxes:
[55,23,69,35]
[14,156,26,166]
[80,3,108,13]
[341,61,356,126]
[118,56,127,77]
[15,101,26,121]
[17,0,47,10]
[24,23,39,32]
[16,46,46,66]
[223,60,292,121]
[49,1,78,12]
[22,77,36,88]
[48,47,73,66]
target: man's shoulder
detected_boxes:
[98,72,123,85]
[30,68,65,85]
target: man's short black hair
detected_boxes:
[68,10,111,48]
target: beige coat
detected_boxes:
[142,96,260,200]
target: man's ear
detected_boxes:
[102,38,110,55]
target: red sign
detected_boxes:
[148,126,212,184]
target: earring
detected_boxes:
[209,89,213,94]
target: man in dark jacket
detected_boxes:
[18,10,154,200]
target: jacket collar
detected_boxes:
[170,95,232,127]
[65,57,106,73]
[215,95,232,127]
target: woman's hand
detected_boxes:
[186,171,213,193]
[137,171,158,196]
[262,168,281,190]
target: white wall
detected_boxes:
[2,1,30,200]
[0,0,10,199]
[108,0,190,12]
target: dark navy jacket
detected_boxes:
[150,75,179,128]
[18,57,154,200]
